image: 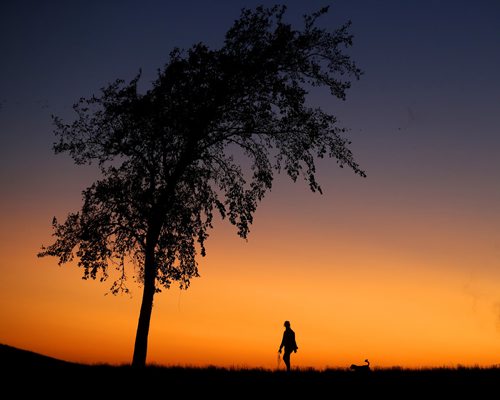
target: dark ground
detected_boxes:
[1,343,498,398]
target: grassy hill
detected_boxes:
[0,343,81,368]
[2,343,498,398]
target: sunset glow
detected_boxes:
[1,0,500,370]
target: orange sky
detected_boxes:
[2,165,500,370]
[1,0,500,371]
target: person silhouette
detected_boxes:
[278,320,298,372]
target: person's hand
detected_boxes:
[294,349,297,353]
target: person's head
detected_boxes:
[284,320,290,328]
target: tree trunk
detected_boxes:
[131,245,157,367]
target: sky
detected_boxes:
[1,0,500,370]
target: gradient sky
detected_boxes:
[1,0,500,370]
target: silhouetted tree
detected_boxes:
[38,5,365,367]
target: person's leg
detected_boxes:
[283,351,291,371]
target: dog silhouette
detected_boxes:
[350,359,371,372]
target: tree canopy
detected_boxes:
[38,4,365,367]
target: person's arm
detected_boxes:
[279,333,285,353]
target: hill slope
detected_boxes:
[1,343,499,398]
[0,343,81,368]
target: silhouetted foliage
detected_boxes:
[38,5,365,367]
